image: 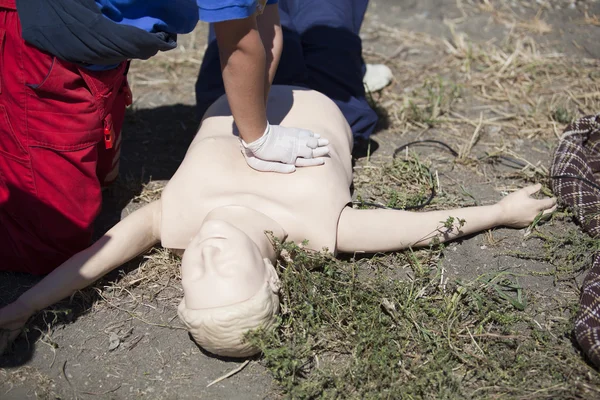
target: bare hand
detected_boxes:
[496,184,557,228]
[0,300,33,355]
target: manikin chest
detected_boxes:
[160,135,351,253]
[160,86,354,253]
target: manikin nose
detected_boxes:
[200,245,220,272]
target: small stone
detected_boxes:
[108,332,120,351]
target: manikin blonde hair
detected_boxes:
[177,269,280,358]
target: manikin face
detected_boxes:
[181,219,270,309]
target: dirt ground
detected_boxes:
[2,0,600,398]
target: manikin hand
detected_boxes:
[242,124,330,173]
[496,184,557,228]
[0,299,32,355]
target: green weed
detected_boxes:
[247,240,600,399]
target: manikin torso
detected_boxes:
[160,87,353,253]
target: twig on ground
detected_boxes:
[206,360,251,388]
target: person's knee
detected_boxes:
[0,207,94,275]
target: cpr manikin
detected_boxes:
[0,86,557,357]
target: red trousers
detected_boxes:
[0,0,131,275]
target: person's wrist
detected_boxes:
[241,123,270,150]
[491,203,507,226]
[12,297,35,321]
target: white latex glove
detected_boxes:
[241,124,330,173]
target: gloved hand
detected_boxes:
[241,124,330,173]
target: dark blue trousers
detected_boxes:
[195,0,378,141]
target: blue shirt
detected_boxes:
[94,0,199,34]
[88,0,278,70]
[197,0,279,23]
[94,0,279,33]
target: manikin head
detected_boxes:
[177,217,281,358]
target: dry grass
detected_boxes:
[584,11,600,26]
[358,6,599,213]
[131,180,167,204]
[88,247,184,330]
[0,366,57,398]
[124,25,209,108]
[364,23,599,145]
[353,154,437,209]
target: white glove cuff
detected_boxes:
[241,123,271,151]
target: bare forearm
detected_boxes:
[337,204,503,253]
[17,202,161,314]
[257,4,282,102]
[214,16,268,143]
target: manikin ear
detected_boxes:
[264,259,281,293]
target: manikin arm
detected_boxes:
[336,184,557,253]
[0,201,161,353]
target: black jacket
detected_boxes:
[16,0,177,65]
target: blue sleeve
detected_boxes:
[197,0,253,22]
[198,0,277,23]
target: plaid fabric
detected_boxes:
[550,113,600,367]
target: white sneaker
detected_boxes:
[363,64,393,92]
